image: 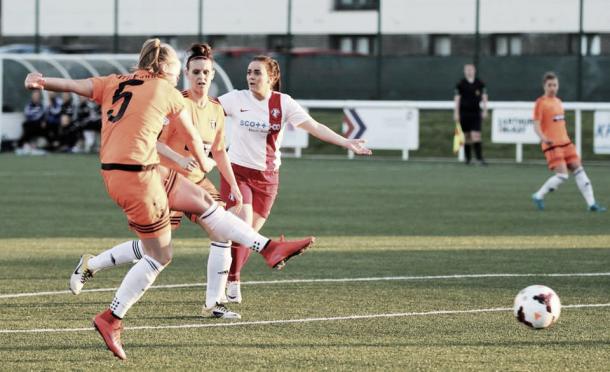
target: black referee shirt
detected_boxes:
[455,78,486,113]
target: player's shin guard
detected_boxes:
[88,240,144,273]
[110,255,164,318]
[205,241,232,309]
[573,167,596,206]
[199,203,269,252]
[534,173,568,199]
[228,243,252,282]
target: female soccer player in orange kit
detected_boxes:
[26,39,313,360]
[68,44,313,320]
[531,72,605,212]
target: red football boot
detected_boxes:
[261,236,315,270]
[92,309,127,360]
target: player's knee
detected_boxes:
[571,166,584,175]
[148,242,173,265]
[557,173,569,181]
[201,191,216,208]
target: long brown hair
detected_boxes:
[252,55,281,92]
[186,43,214,70]
[137,38,177,74]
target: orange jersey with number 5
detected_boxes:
[89,70,185,166]
[533,96,571,151]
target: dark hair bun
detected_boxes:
[189,43,212,59]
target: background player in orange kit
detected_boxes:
[531,72,606,212]
[217,55,372,303]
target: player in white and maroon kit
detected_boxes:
[218,55,372,303]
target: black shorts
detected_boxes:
[459,111,482,132]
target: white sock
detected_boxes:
[534,173,568,199]
[110,255,164,318]
[205,241,232,308]
[83,130,96,151]
[573,167,596,206]
[88,240,143,273]
[199,203,269,252]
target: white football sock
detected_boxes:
[88,240,143,273]
[573,167,596,206]
[110,255,164,318]
[205,241,232,308]
[83,130,96,152]
[199,203,269,252]
[534,173,568,199]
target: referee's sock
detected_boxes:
[474,142,484,161]
[464,144,472,163]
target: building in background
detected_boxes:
[1,0,610,101]
[2,0,609,56]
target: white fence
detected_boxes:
[294,100,610,162]
[4,87,610,161]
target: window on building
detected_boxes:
[334,0,378,11]
[268,35,290,52]
[582,34,601,56]
[492,35,522,56]
[570,34,602,56]
[206,35,227,49]
[431,35,451,56]
[334,35,375,54]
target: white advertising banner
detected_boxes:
[342,107,419,150]
[593,111,610,154]
[491,109,539,144]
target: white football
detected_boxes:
[513,285,561,329]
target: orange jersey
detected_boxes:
[89,70,185,166]
[159,91,226,183]
[533,95,571,150]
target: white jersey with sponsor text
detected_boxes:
[218,89,310,171]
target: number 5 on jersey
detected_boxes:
[107,79,144,123]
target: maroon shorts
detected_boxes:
[220,163,279,218]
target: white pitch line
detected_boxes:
[2,272,610,299]
[1,303,609,335]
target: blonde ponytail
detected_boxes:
[137,38,177,74]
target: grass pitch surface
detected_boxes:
[0,154,609,370]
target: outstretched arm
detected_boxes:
[25,72,93,98]
[298,119,372,155]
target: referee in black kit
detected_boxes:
[453,63,488,165]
